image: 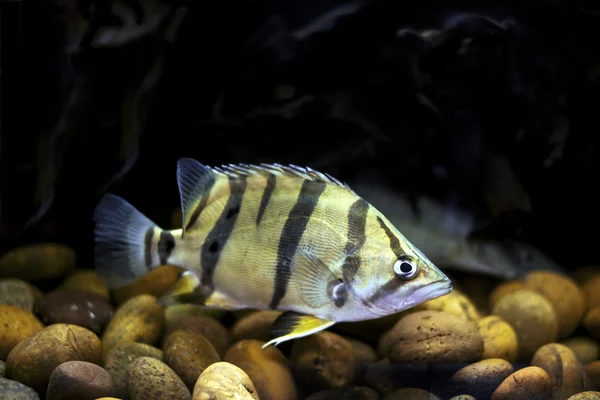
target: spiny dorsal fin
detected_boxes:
[177,158,356,234]
[210,162,356,195]
[177,158,217,235]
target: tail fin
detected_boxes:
[93,194,165,289]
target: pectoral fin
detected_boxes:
[291,245,355,308]
[262,311,335,349]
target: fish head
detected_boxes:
[349,214,453,316]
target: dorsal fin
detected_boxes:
[176,158,357,235]
[210,162,356,195]
[177,158,217,235]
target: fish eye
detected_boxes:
[393,258,419,280]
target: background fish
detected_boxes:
[348,178,568,279]
[93,158,452,347]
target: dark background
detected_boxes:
[1,0,600,270]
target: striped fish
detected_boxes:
[93,158,453,347]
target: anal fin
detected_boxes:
[158,270,242,310]
[158,271,204,307]
[262,311,335,349]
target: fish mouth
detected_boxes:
[362,277,453,316]
[399,278,453,310]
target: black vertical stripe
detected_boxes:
[367,276,401,304]
[366,218,412,307]
[157,231,176,265]
[199,176,248,298]
[376,216,404,259]
[341,199,370,284]
[269,180,327,309]
[256,174,276,225]
[185,174,217,231]
[144,228,154,268]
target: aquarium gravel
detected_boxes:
[2,240,600,399]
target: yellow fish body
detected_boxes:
[93,158,453,347]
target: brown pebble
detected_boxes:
[231,310,281,342]
[101,294,164,360]
[347,338,377,364]
[192,361,259,400]
[586,361,600,391]
[383,387,440,400]
[163,330,221,392]
[572,266,600,284]
[127,356,191,400]
[584,307,600,341]
[568,391,600,400]
[0,243,76,281]
[492,289,558,361]
[380,311,483,363]
[491,366,553,400]
[0,377,40,400]
[104,342,164,400]
[111,265,183,305]
[46,361,113,400]
[532,343,591,399]
[0,279,39,312]
[489,280,525,308]
[583,276,600,311]
[57,269,110,300]
[451,358,514,399]
[165,313,230,357]
[477,315,519,362]
[560,337,600,364]
[305,386,380,400]
[362,358,397,395]
[524,271,586,339]
[291,331,357,391]
[5,323,102,393]
[225,339,298,400]
[34,290,114,335]
[0,304,44,361]
[165,303,226,323]
[362,358,429,395]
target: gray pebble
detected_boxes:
[0,279,36,312]
[0,377,40,400]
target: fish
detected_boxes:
[347,178,567,279]
[93,158,453,348]
[502,241,569,277]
